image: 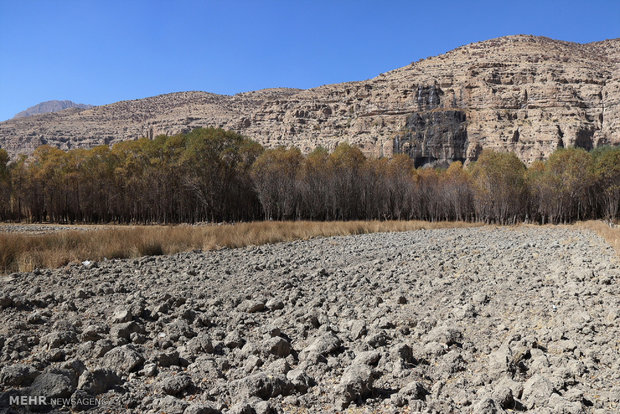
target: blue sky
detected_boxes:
[0,0,618,121]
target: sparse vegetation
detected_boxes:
[0,221,481,274]
[1,219,618,275]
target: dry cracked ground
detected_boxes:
[1,227,619,413]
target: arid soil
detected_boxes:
[1,227,619,413]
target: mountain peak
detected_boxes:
[13,100,93,119]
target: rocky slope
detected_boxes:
[12,101,93,120]
[0,227,619,413]
[1,35,619,165]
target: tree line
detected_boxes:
[0,127,618,224]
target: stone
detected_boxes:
[391,343,413,363]
[41,330,78,349]
[471,397,503,414]
[224,330,245,349]
[29,371,76,399]
[111,307,133,323]
[110,321,144,340]
[238,300,266,313]
[100,345,144,374]
[229,372,294,400]
[300,331,342,358]
[286,368,314,392]
[78,368,121,395]
[184,402,222,414]
[522,374,557,409]
[336,364,375,408]
[140,362,158,377]
[228,402,255,414]
[265,298,284,311]
[350,320,367,339]
[155,349,180,367]
[263,337,291,358]
[159,373,193,396]
[71,389,100,411]
[398,380,427,401]
[0,364,39,387]
[153,395,189,414]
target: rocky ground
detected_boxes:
[0,224,94,234]
[1,227,619,413]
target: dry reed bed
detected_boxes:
[0,221,480,274]
[576,220,620,256]
[1,220,617,275]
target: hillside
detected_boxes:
[12,100,93,119]
[1,35,619,165]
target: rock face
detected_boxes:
[11,100,93,120]
[1,35,619,165]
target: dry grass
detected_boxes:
[576,220,620,257]
[2,219,617,275]
[0,220,480,274]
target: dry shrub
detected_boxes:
[4,220,617,274]
[0,221,479,274]
[576,220,620,257]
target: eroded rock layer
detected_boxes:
[1,35,619,164]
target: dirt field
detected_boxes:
[1,226,619,413]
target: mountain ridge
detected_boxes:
[1,34,619,165]
[12,100,93,120]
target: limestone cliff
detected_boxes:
[1,35,618,165]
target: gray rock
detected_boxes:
[156,349,180,367]
[29,370,76,399]
[229,372,294,400]
[350,320,367,339]
[71,389,101,411]
[184,402,222,414]
[426,326,463,346]
[41,330,78,349]
[153,395,189,414]
[110,321,145,340]
[228,402,256,414]
[286,368,314,392]
[225,330,246,349]
[239,300,266,313]
[159,373,193,396]
[263,337,291,358]
[336,364,375,408]
[391,343,413,363]
[301,331,342,358]
[398,380,427,400]
[522,374,557,409]
[352,350,381,366]
[78,368,121,395]
[265,298,284,311]
[140,362,158,377]
[100,345,144,373]
[0,364,39,387]
[111,307,133,323]
[471,397,504,414]
[492,385,515,409]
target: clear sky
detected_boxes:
[0,0,619,121]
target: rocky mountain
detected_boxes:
[1,35,619,165]
[12,100,93,120]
